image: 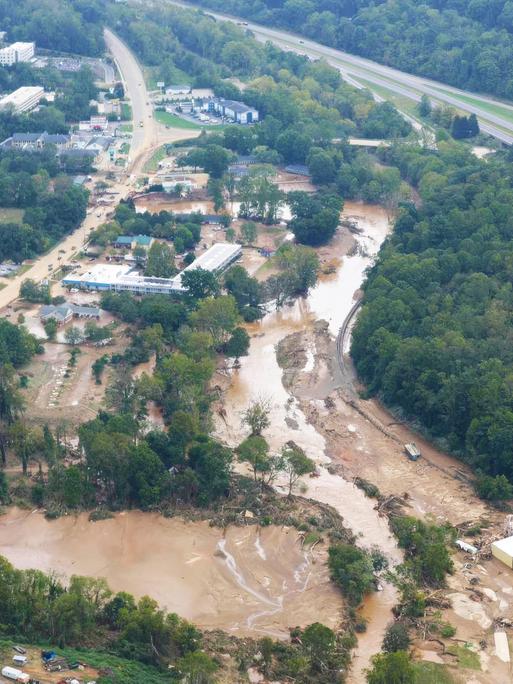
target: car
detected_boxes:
[70,288,79,293]
[299,40,304,44]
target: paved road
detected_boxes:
[104,29,158,171]
[168,0,513,144]
[0,31,157,311]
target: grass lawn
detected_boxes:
[413,662,455,683]
[121,102,132,121]
[119,142,130,155]
[144,144,168,173]
[354,77,425,123]
[445,644,481,670]
[120,123,133,133]
[155,110,202,129]
[430,87,513,124]
[0,207,24,224]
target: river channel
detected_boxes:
[214,200,402,682]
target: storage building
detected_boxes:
[0,86,44,113]
[492,536,513,568]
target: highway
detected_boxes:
[0,30,157,310]
[168,0,513,144]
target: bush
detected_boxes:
[382,622,411,653]
[328,543,375,605]
[475,473,513,503]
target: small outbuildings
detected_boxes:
[492,536,513,568]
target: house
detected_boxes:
[3,131,71,151]
[73,175,88,186]
[284,164,311,177]
[228,164,250,179]
[207,98,259,124]
[114,234,154,250]
[86,136,113,153]
[40,303,101,325]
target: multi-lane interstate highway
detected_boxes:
[168,0,513,144]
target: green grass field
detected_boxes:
[121,102,132,121]
[430,87,513,124]
[120,123,133,133]
[144,144,168,173]
[413,662,455,683]
[355,77,425,123]
[155,110,202,129]
[119,142,130,155]
[0,207,24,224]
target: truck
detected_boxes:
[2,666,30,682]
[404,443,421,461]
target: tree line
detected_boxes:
[191,0,513,100]
[352,141,513,492]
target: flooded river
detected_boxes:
[215,201,401,681]
[0,508,342,638]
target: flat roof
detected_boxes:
[65,263,133,285]
[184,243,241,273]
[0,86,43,107]
[492,536,513,556]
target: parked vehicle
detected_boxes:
[404,443,421,461]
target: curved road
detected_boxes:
[168,0,513,144]
[0,30,158,311]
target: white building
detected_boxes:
[0,86,44,113]
[79,116,109,132]
[0,42,35,66]
[62,243,242,295]
[207,98,259,124]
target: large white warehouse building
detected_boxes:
[62,243,241,295]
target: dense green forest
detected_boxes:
[0,148,89,261]
[351,143,513,485]
[0,0,104,55]
[191,0,513,99]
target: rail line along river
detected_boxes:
[214,201,402,681]
[0,201,398,682]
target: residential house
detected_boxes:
[114,234,154,250]
[40,303,101,325]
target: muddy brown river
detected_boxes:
[214,201,400,681]
[0,201,398,680]
[0,508,343,638]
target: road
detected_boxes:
[0,31,158,311]
[168,0,513,144]
[104,29,158,171]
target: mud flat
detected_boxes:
[0,508,343,638]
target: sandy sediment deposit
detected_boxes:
[0,508,344,638]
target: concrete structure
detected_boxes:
[40,303,101,325]
[0,86,44,113]
[492,536,513,569]
[161,176,197,193]
[62,243,242,295]
[1,131,71,151]
[207,98,259,124]
[0,41,35,66]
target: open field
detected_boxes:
[155,109,202,129]
[0,207,24,224]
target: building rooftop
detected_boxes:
[218,98,256,114]
[184,243,241,273]
[0,86,43,109]
[114,234,153,246]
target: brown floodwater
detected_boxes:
[215,201,400,681]
[0,508,343,638]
